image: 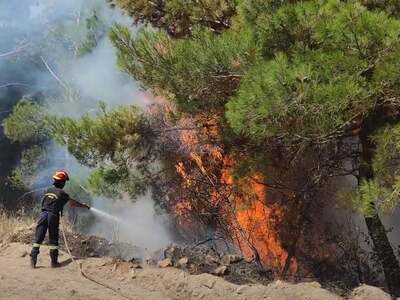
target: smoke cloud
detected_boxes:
[0,0,171,250]
[90,196,172,256]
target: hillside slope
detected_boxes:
[0,243,391,300]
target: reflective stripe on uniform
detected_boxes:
[45,193,58,201]
[48,245,58,250]
[32,243,40,248]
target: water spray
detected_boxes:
[90,207,123,224]
[75,183,125,225]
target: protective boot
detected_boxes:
[30,245,40,269]
[30,253,37,269]
[50,249,60,268]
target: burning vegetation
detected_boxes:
[4,0,400,298]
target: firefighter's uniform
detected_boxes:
[30,170,89,268]
[31,186,71,265]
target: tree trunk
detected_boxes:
[359,122,400,297]
[364,213,400,296]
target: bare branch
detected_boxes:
[40,56,69,91]
[0,82,30,89]
[0,44,29,58]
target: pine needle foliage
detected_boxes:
[2,98,50,144]
[226,50,368,142]
[110,0,236,36]
[49,103,150,168]
[226,0,400,214]
[227,0,400,142]
[369,125,400,211]
[9,146,44,189]
[110,24,259,112]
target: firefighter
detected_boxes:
[30,170,90,268]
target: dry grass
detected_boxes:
[0,209,34,243]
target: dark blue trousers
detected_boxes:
[31,211,59,260]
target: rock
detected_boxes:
[130,263,142,269]
[158,258,173,268]
[305,281,322,289]
[177,257,189,268]
[221,254,242,266]
[212,265,229,276]
[69,289,77,296]
[202,279,216,289]
[205,254,219,265]
[111,263,118,272]
[176,282,186,292]
[20,250,28,258]
[349,285,391,300]
[164,246,183,260]
[236,286,248,294]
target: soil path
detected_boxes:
[0,243,343,300]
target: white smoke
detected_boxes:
[90,196,172,255]
[0,0,171,250]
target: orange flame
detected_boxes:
[166,109,297,275]
[222,157,297,274]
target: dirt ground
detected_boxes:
[0,243,393,300]
[0,243,346,300]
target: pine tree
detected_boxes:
[227,1,400,295]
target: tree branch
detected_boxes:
[0,82,30,89]
[0,44,29,58]
[40,56,70,91]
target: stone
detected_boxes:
[221,254,242,266]
[20,250,28,258]
[111,263,118,272]
[176,282,186,292]
[164,246,183,259]
[212,265,229,276]
[349,285,391,300]
[236,286,248,294]
[205,254,219,265]
[202,279,216,289]
[69,289,77,296]
[158,258,173,268]
[130,263,142,269]
[305,281,322,288]
[177,257,189,268]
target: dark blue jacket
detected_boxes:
[41,186,70,215]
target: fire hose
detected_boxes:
[60,217,133,300]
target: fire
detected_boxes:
[173,153,297,275]
[175,162,192,187]
[165,108,297,276]
[222,158,297,275]
[174,200,192,218]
